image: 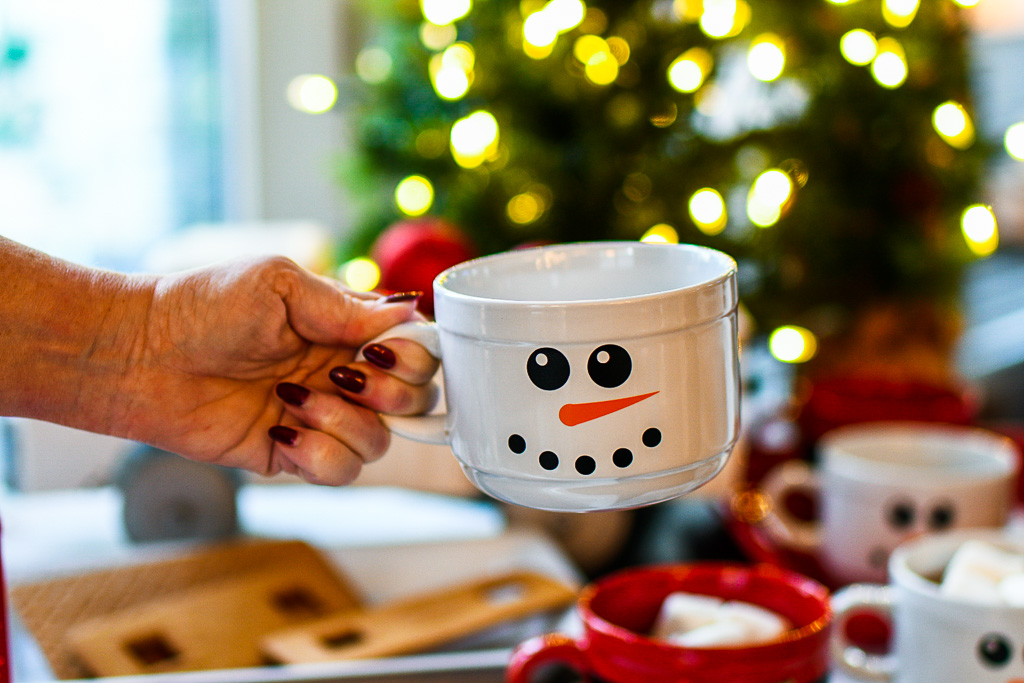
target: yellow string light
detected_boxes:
[932,101,975,150]
[340,258,382,292]
[421,0,472,26]
[1004,122,1024,161]
[285,75,337,114]
[450,110,500,168]
[769,325,818,363]
[394,175,435,216]
[640,224,680,243]
[961,204,998,257]
[882,0,919,28]
[840,29,877,66]
[688,188,728,235]
[668,48,712,93]
[748,34,786,82]
[871,37,907,89]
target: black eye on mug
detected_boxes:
[587,344,631,388]
[527,348,571,391]
[886,500,915,529]
[977,633,1012,668]
[928,502,956,531]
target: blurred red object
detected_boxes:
[797,375,978,446]
[371,217,477,316]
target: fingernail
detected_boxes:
[329,366,366,393]
[363,343,397,370]
[383,291,423,304]
[276,382,310,407]
[268,425,299,446]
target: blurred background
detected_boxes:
[1,0,1024,573]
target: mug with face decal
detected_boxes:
[757,421,1019,585]
[832,528,1024,683]
[367,241,740,512]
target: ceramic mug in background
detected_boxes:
[832,528,1024,682]
[758,421,1019,586]
[505,563,832,683]
[368,241,740,512]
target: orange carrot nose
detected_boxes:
[559,391,659,427]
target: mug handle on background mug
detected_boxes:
[830,584,895,682]
[758,459,822,554]
[362,321,449,445]
[505,633,591,682]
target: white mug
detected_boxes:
[832,528,1024,682]
[368,241,740,512]
[759,422,1018,585]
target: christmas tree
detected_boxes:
[336,0,996,377]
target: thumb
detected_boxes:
[280,268,421,347]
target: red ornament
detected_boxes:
[371,217,476,315]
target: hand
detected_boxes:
[122,256,439,485]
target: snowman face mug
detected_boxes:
[369,241,740,512]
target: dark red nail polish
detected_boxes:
[383,291,423,304]
[268,425,298,446]
[329,366,366,393]
[276,382,310,407]
[363,343,397,370]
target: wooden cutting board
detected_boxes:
[63,560,362,676]
[261,570,576,663]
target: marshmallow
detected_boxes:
[998,574,1024,607]
[651,592,723,640]
[652,591,789,647]
[941,540,1024,605]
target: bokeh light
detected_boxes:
[1004,122,1024,161]
[769,325,818,363]
[688,188,727,235]
[285,74,337,114]
[883,0,919,28]
[355,48,393,84]
[421,0,472,26]
[340,258,381,292]
[668,48,712,93]
[840,29,877,66]
[641,223,680,243]
[450,110,500,168]
[748,34,785,82]
[961,204,998,257]
[932,101,975,149]
[871,38,907,89]
[395,175,435,216]
[507,191,546,224]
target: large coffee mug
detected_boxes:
[832,528,1024,682]
[758,421,1018,585]
[369,241,740,512]
[506,563,832,683]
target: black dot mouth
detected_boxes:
[510,426,661,474]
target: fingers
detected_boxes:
[328,364,439,416]
[273,257,424,346]
[268,424,367,486]
[274,382,391,462]
[361,338,439,385]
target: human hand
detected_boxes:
[121,256,438,485]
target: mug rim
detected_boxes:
[434,241,737,306]
[431,241,739,343]
[818,420,1019,484]
[578,562,832,651]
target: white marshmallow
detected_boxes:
[941,540,1024,605]
[651,592,723,640]
[719,600,789,642]
[652,591,789,647]
[669,616,751,647]
[999,574,1024,607]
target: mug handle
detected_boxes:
[505,633,591,683]
[830,584,896,682]
[361,321,448,445]
[758,459,822,553]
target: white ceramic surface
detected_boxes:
[374,241,741,512]
[832,528,1024,683]
[760,422,1019,585]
